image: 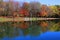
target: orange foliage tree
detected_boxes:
[39,5,50,17]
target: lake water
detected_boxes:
[0,20,60,40]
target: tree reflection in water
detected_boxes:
[0,20,60,38]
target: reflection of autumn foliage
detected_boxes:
[49,22,60,31]
[40,21,48,27]
[39,21,48,32]
[0,22,20,38]
[0,21,60,37]
[12,22,17,27]
[19,22,29,29]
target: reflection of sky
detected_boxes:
[12,0,60,6]
[2,32,60,40]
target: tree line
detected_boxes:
[0,1,60,18]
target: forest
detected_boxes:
[0,0,60,18]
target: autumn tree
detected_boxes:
[49,6,59,17]
[55,5,60,18]
[19,2,30,17]
[39,5,51,17]
[0,0,4,16]
[29,2,41,17]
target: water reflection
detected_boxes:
[0,20,60,38]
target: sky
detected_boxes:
[4,0,60,6]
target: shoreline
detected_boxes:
[0,17,60,22]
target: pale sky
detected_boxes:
[4,0,60,6]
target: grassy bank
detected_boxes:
[0,17,59,22]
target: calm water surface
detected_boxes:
[0,20,60,40]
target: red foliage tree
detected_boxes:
[19,8,29,17]
[19,2,30,17]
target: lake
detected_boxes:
[0,19,60,40]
